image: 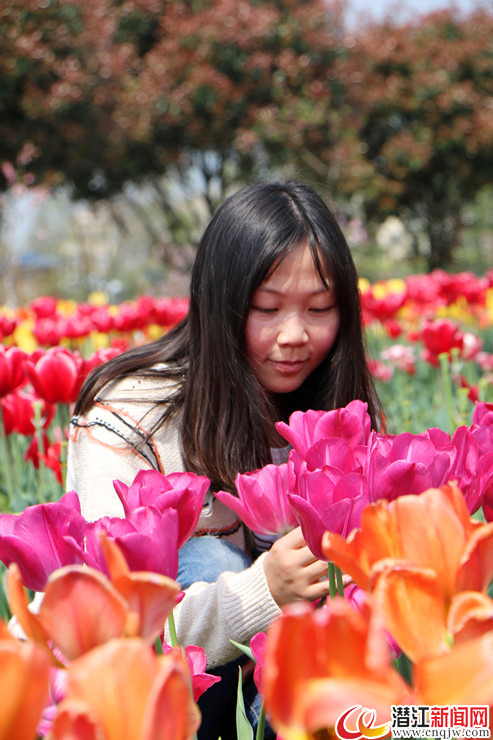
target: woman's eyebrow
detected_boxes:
[256,285,335,295]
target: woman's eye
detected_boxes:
[251,306,278,314]
[309,305,336,314]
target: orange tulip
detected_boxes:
[322,483,493,662]
[414,631,493,729]
[51,638,201,740]
[7,539,179,661]
[0,623,51,740]
[263,601,413,740]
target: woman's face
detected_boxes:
[245,241,340,395]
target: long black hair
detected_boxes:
[75,180,382,490]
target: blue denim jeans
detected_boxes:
[177,536,275,740]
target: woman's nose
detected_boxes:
[277,314,309,345]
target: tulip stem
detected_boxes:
[168,609,179,647]
[335,566,345,598]
[33,401,47,504]
[0,406,16,506]
[327,561,337,599]
[439,352,456,433]
[256,703,266,740]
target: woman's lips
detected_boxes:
[269,359,307,374]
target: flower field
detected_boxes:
[0,268,493,740]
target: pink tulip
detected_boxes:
[162,641,221,701]
[250,631,267,695]
[473,402,493,428]
[275,400,372,454]
[289,468,370,559]
[448,426,493,514]
[113,469,210,548]
[215,463,298,536]
[364,430,451,502]
[75,507,180,580]
[0,491,86,591]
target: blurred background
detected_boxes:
[1,0,492,306]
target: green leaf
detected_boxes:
[230,639,254,662]
[236,666,254,740]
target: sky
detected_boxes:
[348,0,489,23]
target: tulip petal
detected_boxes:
[448,591,493,643]
[415,631,493,706]
[0,637,51,740]
[63,638,160,740]
[6,563,49,646]
[39,566,128,660]
[141,655,201,740]
[112,572,179,642]
[50,701,101,740]
[371,565,449,663]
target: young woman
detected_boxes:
[68,180,382,738]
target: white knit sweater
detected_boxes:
[66,370,282,667]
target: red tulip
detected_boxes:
[1,391,54,436]
[24,347,86,404]
[25,432,64,485]
[420,318,464,365]
[0,346,27,398]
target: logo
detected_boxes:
[335,705,391,740]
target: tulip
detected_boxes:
[24,432,63,485]
[275,400,372,454]
[24,346,86,404]
[0,346,27,397]
[0,490,86,591]
[113,469,210,547]
[364,430,451,502]
[262,601,412,740]
[0,390,54,436]
[420,318,464,366]
[250,631,266,696]
[215,463,298,536]
[51,638,201,740]
[72,506,180,580]
[414,631,493,722]
[289,467,369,559]
[7,540,180,660]
[322,482,493,662]
[0,625,51,740]
[162,641,221,702]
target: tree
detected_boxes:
[331,8,493,269]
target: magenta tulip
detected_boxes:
[162,641,221,701]
[364,430,451,502]
[215,463,298,536]
[113,469,210,548]
[289,468,369,559]
[275,400,372,454]
[0,491,86,591]
[73,507,180,580]
[250,631,267,695]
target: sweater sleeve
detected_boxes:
[166,553,282,668]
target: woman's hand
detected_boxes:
[263,526,334,607]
